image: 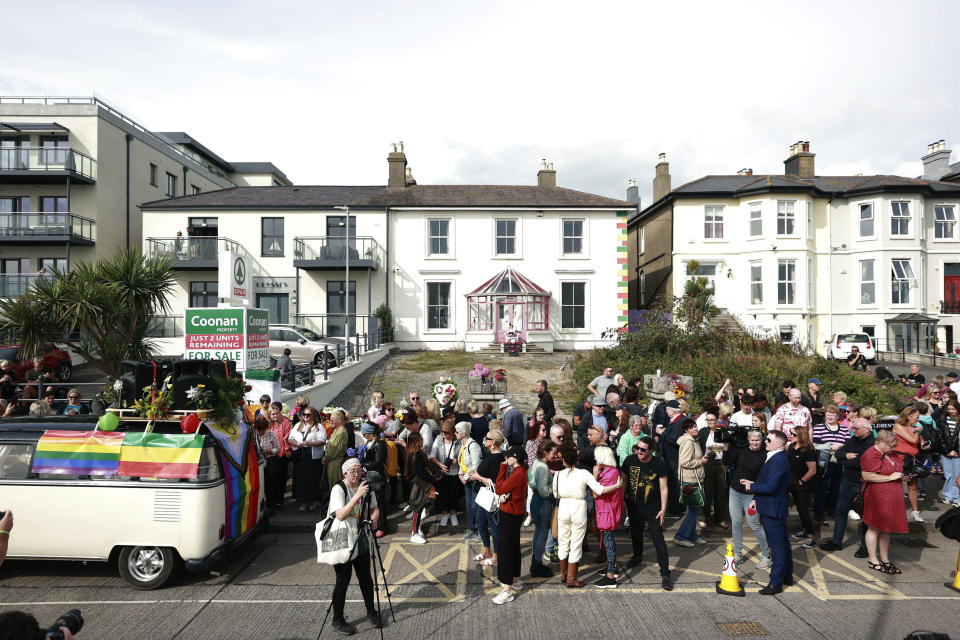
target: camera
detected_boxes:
[443,457,454,468]
[41,609,84,640]
[899,454,930,479]
[719,423,749,448]
[359,469,386,493]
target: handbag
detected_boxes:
[475,484,500,513]
[678,467,705,507]
[851,482,867,517]
[315,483,359,565]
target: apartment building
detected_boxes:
[140,145,635,351]
[0,96,288,297]
[628,142,960,355]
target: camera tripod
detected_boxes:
[318,492,395,640]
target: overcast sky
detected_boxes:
[3,1,959,206]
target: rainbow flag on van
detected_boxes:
[32,430,124,475]
[119,432,204,479]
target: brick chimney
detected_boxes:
[626,179,640,206]
[653,153,671,201]
[784,140,815,178]
[387,141,407,188]
[537,159,556,188]
[922,139,952,180]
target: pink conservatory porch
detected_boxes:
[464,268,554,353]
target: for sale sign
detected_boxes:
[185,307,267,372]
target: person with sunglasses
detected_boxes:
[724,429,772,567]
[61,388,88,415]
[619,436,673,590]
[740,430,794,595]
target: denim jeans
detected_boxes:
[530,493,556,564]
[729,489,769,558]
[942,455,960,504]
[546,530,557,555]
[830,479,867,548]
[602,531,617,574]
[464,482,479,532]
[675,484,702,542]
[814,461,841,516]
[476,505,499,552]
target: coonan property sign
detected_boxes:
[184,307,269,371]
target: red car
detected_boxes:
[0,344,73,382]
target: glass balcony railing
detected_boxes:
[146,236,240,264]
[0,213,96,243]
[0,147,96,180]
[293,236,383,269]
[0,274,43,298]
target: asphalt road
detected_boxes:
[3,492,959,640]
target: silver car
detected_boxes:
[268,325,349,368]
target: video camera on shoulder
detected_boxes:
[718,422,749,448]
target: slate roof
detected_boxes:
[669,173,960,198]
[140,186,387,210]
[141,184,636,211]
[352,185,635,208]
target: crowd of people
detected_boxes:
[247,368,960,632]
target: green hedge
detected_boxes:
[573,327,909,414]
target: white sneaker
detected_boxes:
[523,514,533,527]
[492,590,515,605]
[674,539,695,548]
[757,556,773,570]
[694,537,707,545]
[512,580,523,591]
[400,503,410,512]
[405,511,414,520]
[912,510,924,523]
[848,510,861,521]
[624,517,630,528]
[450,514,459,527]
[440,514,449,527]
[410,533,426,544]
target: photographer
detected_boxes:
[0,611,78,640]
[327,458,381,635]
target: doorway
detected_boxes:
[495,301,526,343]
[257,293,289,325]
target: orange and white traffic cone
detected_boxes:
[716,543,745,597]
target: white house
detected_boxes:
[140,145,634,351]
[630,141,960,355]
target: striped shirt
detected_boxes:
[812,422,847,446]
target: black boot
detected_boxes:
[530,559,554,578]
[332,618,356,635]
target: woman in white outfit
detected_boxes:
[554,445,622,588]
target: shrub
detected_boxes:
[373,303,393,342]
[575,298,907,414]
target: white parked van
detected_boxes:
[0,416,266,589]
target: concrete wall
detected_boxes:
[628,202,673,311]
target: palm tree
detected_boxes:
[0,249,175,378]
[679,259,718,331]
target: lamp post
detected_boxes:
[335,205,350,348]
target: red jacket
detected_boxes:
[494,462,528,516]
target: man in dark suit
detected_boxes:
[535,379,556,422]
[741,430,794,595]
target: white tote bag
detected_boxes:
[475,485,500,513]
[316,513,359,565]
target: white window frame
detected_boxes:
[748,202,763,238]
[639,272,646,306]
[934,205,956,240]
[890,201,912,238]
[559,280,589,332]
[493,217,521,258]
[426,217,453,258]
[639,226,645,254]
[806,201,813,239]
[165,172,178,198]
[777,200,797,237]
[749,261,763,305]
[859,259,876,307]
[858,202,875,239]
[890,258,915,305]
[807,258,813,307]
[560,218,588,259]
[777,259,796,305]
[704,205,724,240]
[424,280,455,333]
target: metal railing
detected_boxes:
[145,315,184,338]
[146,236,239,262]
[290,314,384,341]
[0,274,42,298]
[293,236,384,269]
[0,213,96,242]
[941,300,960,315]
[0,96,230,183]
[0,146,96,180]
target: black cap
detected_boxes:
[441,407,456,420]
[665,399,681,409]
[948,371,958,379]
[505,445,528,463]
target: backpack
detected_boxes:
[875,366,895,382]
[384,438,400,477]
[935,508,960,541]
